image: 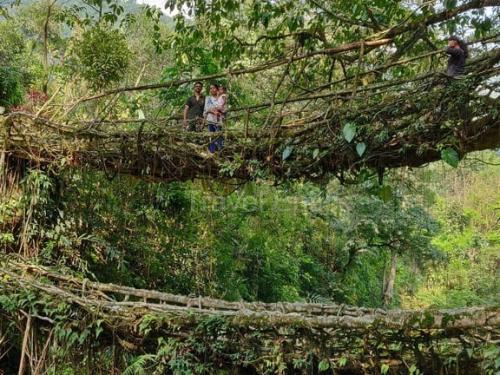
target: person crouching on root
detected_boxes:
[446,35,468,77]
[204,82,224,153]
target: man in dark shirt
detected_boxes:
[183,81,205,131]
[446,36,468,77]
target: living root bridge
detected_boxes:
[0,258,499,374]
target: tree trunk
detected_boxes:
[383,251,397,307]
[42,1,56,94]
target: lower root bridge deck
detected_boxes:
[0,258,498,374]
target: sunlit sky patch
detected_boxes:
[137,0,179,15]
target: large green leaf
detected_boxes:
[318,360,330,371]
[343,123,357,143]
[282,145,293,160]
[378,185,393,202]
[441,147,459,168]
[312,148,319,159]
[356,142,366,156]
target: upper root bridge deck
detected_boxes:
[1,39,499,183]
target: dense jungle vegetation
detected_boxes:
[3,151,499,308]
[0,0,499,374]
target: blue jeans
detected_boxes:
[208,123,224,153]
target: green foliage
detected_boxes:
[158,66,192,108]
[402,152,500,308]
[331,190,440,307]
[2,166,448,309]
[73,26,131,90]
[318,359,330,371]
[163,0,413,69]
[0,66,24,107]
[158,47,222,109]
[123,354,156,375]
[481,344,500,375]
[0,20,25,64]
[0,21,26,107]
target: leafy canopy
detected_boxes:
[73,26,131,90]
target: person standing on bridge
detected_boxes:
[183,81,205,131]
[204,82,224,153]
[445,36,468,77]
